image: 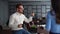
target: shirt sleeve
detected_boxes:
[45,12,52,32]
[8,15,18,28]
[24,16,33,23]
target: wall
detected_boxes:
[8,1,51,18]
[0,0,8,29]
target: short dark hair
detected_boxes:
[16,3,23,8]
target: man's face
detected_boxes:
[17,5,24,13]
[31,13,35,16]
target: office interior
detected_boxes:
[0,0,51,34]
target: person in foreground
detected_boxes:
[46,0,60,34]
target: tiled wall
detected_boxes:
[8,1,51,19]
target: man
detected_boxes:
[46,0,60,34]
[9,3,34,34]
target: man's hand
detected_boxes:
[18,24,22,28]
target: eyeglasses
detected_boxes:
[18,7,24,9]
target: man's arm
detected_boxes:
[24,12,35,23]
[24,16,33,23]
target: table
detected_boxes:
[37,26,49,34]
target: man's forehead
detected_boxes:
[19,5,23,8]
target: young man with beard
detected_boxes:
[9,3,34,34]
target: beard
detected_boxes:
[17,10,23,14]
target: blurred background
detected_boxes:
[0,0,51,34]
